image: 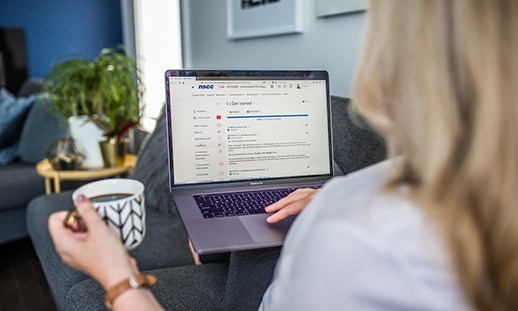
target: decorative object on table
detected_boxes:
[46,138,84,170]
[42,46,144,168]
[227,0,304,39]
[67,116,105,168]
[316,0,368,18]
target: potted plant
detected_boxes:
[42,46,144,168]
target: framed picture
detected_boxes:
[316,0,367,17]
[227,0,305,40]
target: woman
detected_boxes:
[49,0,518,310]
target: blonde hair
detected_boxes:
[353,1,518,310]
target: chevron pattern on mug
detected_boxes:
[72,178,146,250]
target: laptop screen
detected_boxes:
[165,70,332,187]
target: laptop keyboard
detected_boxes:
[194,186,320,219]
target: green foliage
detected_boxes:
[42,46,144,140]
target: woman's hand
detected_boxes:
[265,188,319,223]
[48,195,137,290]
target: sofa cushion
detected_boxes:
[129,108,177,215]
[0,161,45,211]
[18,97,68,165]
[223,247,281,311]
[330,96,386,175]
[0,205,30,244]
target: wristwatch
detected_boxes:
[105,273,157,310]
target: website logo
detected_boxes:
[242,0,279,10]
[198,84,214,89]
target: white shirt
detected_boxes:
[259,160,472,311]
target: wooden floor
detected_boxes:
[0,238,58,311]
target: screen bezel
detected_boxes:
[165,70,334,191]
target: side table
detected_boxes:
[36,154,137,194]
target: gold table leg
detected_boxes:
[44,178,51,195]
[53,175,61,193]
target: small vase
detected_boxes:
[99,138,128,168]
[68,116,105,168]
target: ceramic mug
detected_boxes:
[72,178,146,250]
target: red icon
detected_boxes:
[217,136,223,141]
[216,115,221,119]
[216,123,222,128]
[218,162,224,166]
[218,149,223,154]
[219,171,224,176]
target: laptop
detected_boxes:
[165,70,334,254]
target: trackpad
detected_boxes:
[240,214,296,243]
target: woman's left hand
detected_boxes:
[48,195,137,290]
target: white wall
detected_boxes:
[181,0,366,98]
[134,0,182,131]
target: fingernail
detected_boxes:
[77,194,86,203]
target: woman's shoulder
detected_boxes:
[312,159,423,238]
[320,157,399,205]
[289,158,412,240]
[295,158,452,271]
[286,158,431,255]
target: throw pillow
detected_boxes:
[18,96,68,165]
[0,88,36,149]
[0,141,19,165]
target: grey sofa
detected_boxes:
[27,96,386,311]
[0,79,78,244]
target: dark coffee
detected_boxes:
[89,193,133,203]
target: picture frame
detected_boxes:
[227,0,305,40]
[316,0,367,17]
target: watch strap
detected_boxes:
[105,274,157,309]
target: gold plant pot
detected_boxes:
[99,138,128,168]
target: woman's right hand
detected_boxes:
[265,188,319,223]
[48,195,137,290]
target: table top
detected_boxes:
[36,154,137,180]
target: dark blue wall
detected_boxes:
[0,0,123,79]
